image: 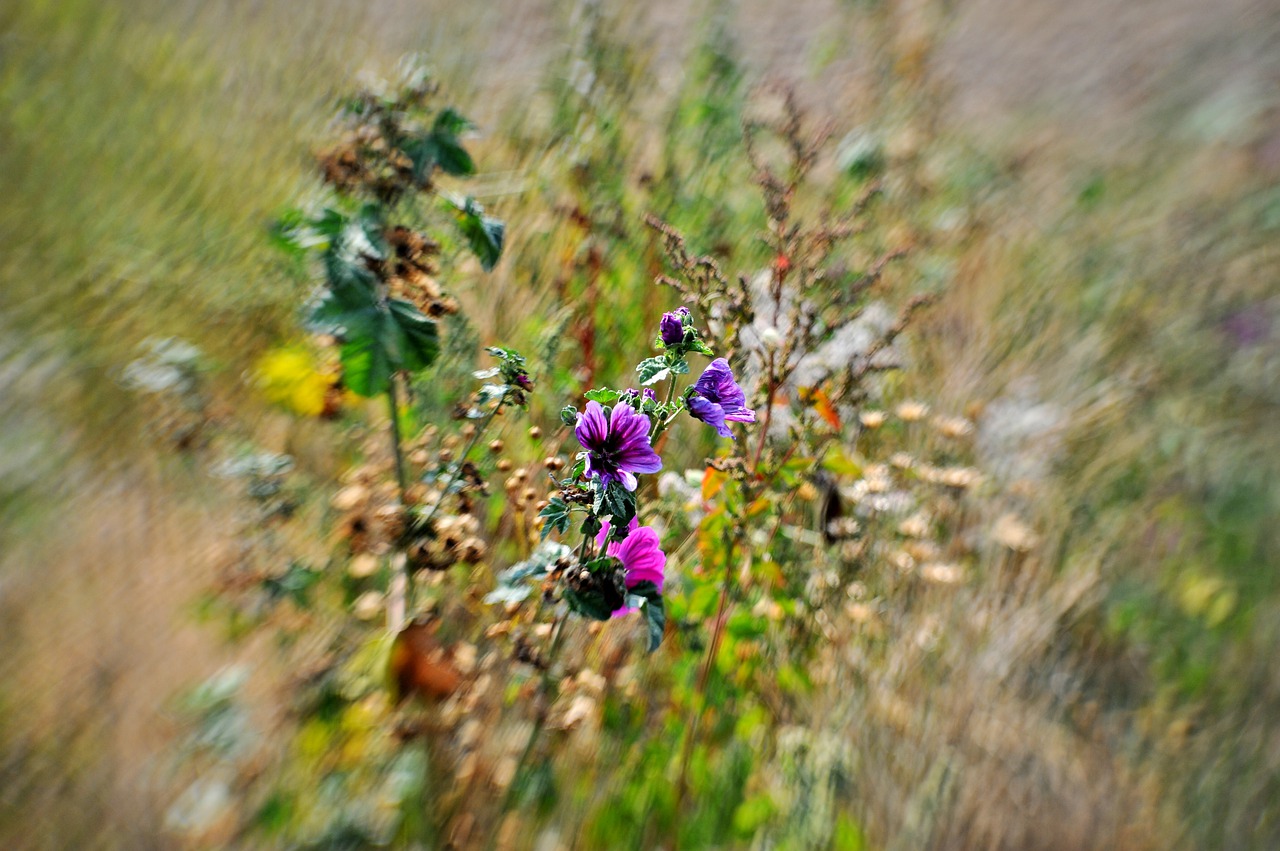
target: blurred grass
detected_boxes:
[2,0,1280,848]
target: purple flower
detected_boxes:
[574,400,662,491]
[688,358,756,439]
[596,518,666,616]
[660,308,690,347]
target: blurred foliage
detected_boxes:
[3,0,1280,849]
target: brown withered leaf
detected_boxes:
[389,617,464,704]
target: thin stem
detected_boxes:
[415,397,505,534]
[387,373,412,503]
[674,530,739,812]
[750,354,776,473]
[489,613,569,848]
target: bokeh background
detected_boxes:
[3,0,1280,848]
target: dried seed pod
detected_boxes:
[528,426,542,440]
[496,458,513,472]
[488,439,505,454]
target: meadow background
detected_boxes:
[2,0,1279,848]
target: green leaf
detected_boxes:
[538,497,571,540]
[584,388,622,403]
[430,108,476,176]
[314,292,439,397]
[485,541,572,605]
[403,109,476,180]
[600,481,637,530]
[563,585,615,621]
[386,298,441,372]
[689,337,716,357]
[671,357,690,375]
[636,357,670,386]
[450,196,505,270]
[627,581,666,652]
[580,514,602,538]
[475,383,510,405]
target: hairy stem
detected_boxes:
[386,373,412,628]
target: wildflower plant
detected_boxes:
[489,306,752,652]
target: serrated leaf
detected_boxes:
[486,541,572,605]
[315,293,439,397]
[563,586,615,621]
[538,497,571,540]
[600,481,637,531]
[430,108,475,176]
[584,388,622,403]
[636,356,670,386]
[386,298,441,372]
[691,339,716,357]
[628,581,665,652]
[404,109,476,180]
[450,196,505,270]
[671,358,690,375]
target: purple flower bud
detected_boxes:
[659,307,691,347]
[660,312,684,347]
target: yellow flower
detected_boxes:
[255,346,331,417]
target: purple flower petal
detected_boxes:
[574,399,662,492]
[596,520,667,617]
[689,358,754,438]
[688,393,732,438]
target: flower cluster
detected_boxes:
[491,307,753,652]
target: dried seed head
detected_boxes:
[528,426,542,440]
[496,458,513,472]
[895,401,930,422]
[859,410,887,429]
[543,456,564,471]
[438,448,454,463]
[488,439,505,454]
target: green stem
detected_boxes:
[386,374,414,614]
